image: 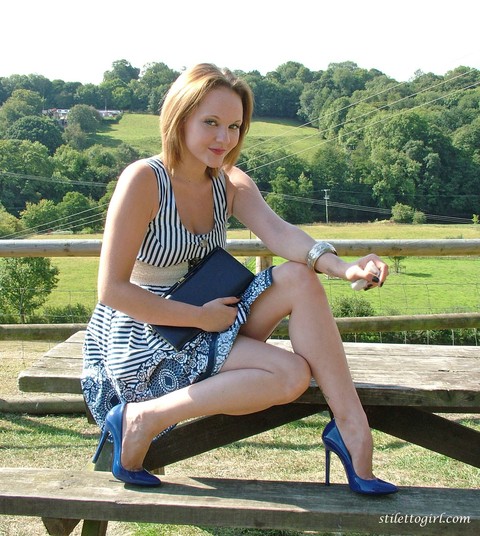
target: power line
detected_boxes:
[0,170,110,188]
[259,191,472,223]
[239,67,479,170]
[243,77,480,175]
[2,204,107,239]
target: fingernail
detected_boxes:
[372,276,380,283]
[380,282,384,287]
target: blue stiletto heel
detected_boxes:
[92,403,161,487]
[322,419,398,495]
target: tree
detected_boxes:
[0,257,59,323]
[50,80,82,109]
[134,62,178,113]
[310,143,367,221]
[74,83,103,108]
[63,122,90,150]
[0,203,22,237]
[247,77,299,118]
[103,59,140,84]
[0,89,44,133]
[67,104,101,133]
[57,191,102,232]
[275,61,314,84]
[5,115,64,154]
[100,79,133,109]
[0,139,54,215]
[453,116,480,164]
[21,199,60,233]
[266,168,313,223]
[367,147,419,208]
[391,202,416,223]
[239,147,306,191]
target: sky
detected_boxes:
[2,0,479,85]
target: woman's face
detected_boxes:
[182,87,243,170]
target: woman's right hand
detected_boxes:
[199,296,240,332]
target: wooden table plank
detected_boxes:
[0,468,478,535]
[366,406,480,467]
[18,333,480,411]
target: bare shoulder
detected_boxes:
[224,166,259,215]
[118,159,157,189]
[226,165,253,187]
[110,159,159,220]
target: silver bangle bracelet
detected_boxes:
[306,241,337,271]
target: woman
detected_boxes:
[82,63,397,494]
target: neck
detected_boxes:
[171,161,213,184]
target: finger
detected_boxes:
[221,296,241,305]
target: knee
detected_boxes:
[275,355,311,404]
[274,261,326,295]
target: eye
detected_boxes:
[230,123,241,131]
[204,119,217,126]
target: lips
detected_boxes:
[209,148,226,156]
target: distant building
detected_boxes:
[42,108,123,126]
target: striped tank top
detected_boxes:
[136,156,228,274]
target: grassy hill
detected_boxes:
[95,114,161,154]
[95,114,320,160]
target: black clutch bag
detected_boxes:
[150,246,255,350]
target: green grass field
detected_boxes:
[243,117,320,161]
[95,113,161,154]
[42,223,480,322]
[95,113,320,160]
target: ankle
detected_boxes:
[120,404,152,471]
[333,418,374,479]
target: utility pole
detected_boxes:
[323,189,330,224]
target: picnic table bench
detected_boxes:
[5,331,480,535]
[0,468,478,536]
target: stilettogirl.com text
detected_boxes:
[379,512,471,528]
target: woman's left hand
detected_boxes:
[345,254,388,289]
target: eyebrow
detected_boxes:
[203,114,242,123]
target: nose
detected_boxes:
[215,127,230,144]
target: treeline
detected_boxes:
[0,59,479,235]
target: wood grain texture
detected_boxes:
[0,468,478,535]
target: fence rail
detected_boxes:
[1,238,479,341]
[1,238,480,258]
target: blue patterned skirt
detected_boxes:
[81,268,273,431]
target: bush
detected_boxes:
[391,202,426,224]
[412,210,426,224]
[391,202,415,223]
[331,293,376,318]
[39,303,92,323]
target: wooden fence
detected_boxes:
[1,238,479,340]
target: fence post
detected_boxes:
[256,255,273,272]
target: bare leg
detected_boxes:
[121,334,311,470]
[121,261,373,478]
[240,262,374,478]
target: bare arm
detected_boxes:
[227,167,388,284]
[98,161,237,331]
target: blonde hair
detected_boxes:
[160,63,254,177]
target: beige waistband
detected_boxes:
[130,260,188,288]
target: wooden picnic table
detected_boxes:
[10,331,480,535]
[17,331,480,470]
